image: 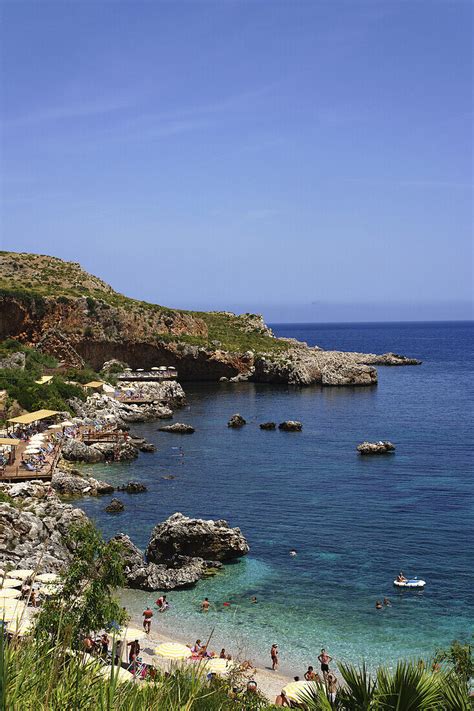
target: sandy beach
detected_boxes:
[127,610,293,702]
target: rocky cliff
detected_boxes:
[0,251,420,385]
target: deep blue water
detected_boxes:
[79,321,473,674]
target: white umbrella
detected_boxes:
[48,424,62,430]
[136,369,144,372]
[204,658,235,675]
[7,618,33,636]
[39,584,61,596]
[60,421,74,427]
[6,569,34,580]
[151,367,160,371]
[159,366,167,371]
[1,578,23,589]
[36,573,59,584]
[25,446,40,453]
[0,600,26,615]
[98,665,135,683]
[0,588,21,599]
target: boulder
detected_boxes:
[101,358,129,373]
[260,422,276,430]
[357,441,396,455]
[112,533,145,573]
[91,441,139,461]
[117,482,148,494]
[227,414,246,428]
[278,421,302,432]
[158,423,195,434]
[146,512,249,564]
[105,498,125,513]
[139,442,156,452]
[61,437,104,463]
[52,469,115,496]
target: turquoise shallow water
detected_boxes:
[79,321,473,675]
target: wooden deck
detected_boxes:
[0,441,60,483]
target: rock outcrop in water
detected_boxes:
[158,423,195,434]
[116,513,249,591]
[279,420,303,432]
[105,498,125,513]
[260,422,276,430]
[228,414,246,428]
[51,468,114,495]
[357,441,396,455]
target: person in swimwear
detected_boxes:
[397,572,408,583]
[271,644,279,671]
[318,648,332,677]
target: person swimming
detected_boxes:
[375,600,383,609]
[289,550,297,557]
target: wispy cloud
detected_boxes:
[2,97,134,128]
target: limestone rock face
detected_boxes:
[101,358,129,372]
[279,421,302,432]
[0,491,87,571]
[51,469,114,495]
[321,363,377,386]
[158,423,195,434]
[0,351,25,370]
[127,558,211,591]
[68,393,176,428]
[105,498,125,513]
[227,414,246,428]
[357,441,396,455]
[260,422,276,430]
[92,441,139,461]
[146,512,249,564]
[61,437,104,463]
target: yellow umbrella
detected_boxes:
[283,680,320,703]
[204,657,235,675]
[119,626,145,641]
[0,588,21,599]
[1,579,23,589]
[154,642,192,660]
[98,665,135,684]
[36,573,59,584]
[6,569,34,580]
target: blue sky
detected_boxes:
[1,0,472,322]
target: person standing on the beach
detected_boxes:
[318,648,332,677]
[326,672,338,704]
[201,597,210,612]
[142,606,153,633]
[271,644,279,670]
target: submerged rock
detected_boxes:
[357,441,396,455]
[146,512,249,563]
[105,498,125,513]
[139,442,156,452]
[278,420,302,432]
[158,423,195,434]
[259,422,276,430]
[227,414,246,428]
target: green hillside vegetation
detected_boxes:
[0,252,286,354]
[0,339,89,417]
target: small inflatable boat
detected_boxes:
[393,578,426,589]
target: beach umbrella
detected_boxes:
[39,584,61,596]
[1,608,26,623]
[204,658,235,675]
[154,642,192,660]
[48,424,62,430]
[283,680,320,703]
[98,665,134,684]
[36,572,59,584]
[0,588,21,599]
[7,618,33,636]
[0,601,27,617]
[136,369,144,372]
[118,626,145,641]
[151,367,160,371]
[60,421,74,427]
[1,578,23,589]
[7,569,34,580]
[25,446,40,453]
[159,366,167,371]
[124,368,132,372]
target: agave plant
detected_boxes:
[336,661,377,710]
[375,661,443,710]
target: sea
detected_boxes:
[78,321,473,674]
